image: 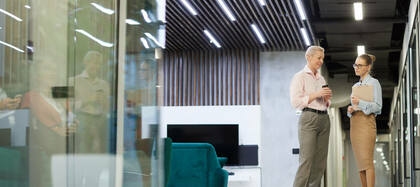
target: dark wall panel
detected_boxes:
[164,50,259,106]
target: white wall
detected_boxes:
[159,105,261,146]
[326,107,345,187]
[260,51,305,187]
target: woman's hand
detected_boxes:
[351,96,360,105]
[347,105,355,114]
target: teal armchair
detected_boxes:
[0,146,28,187]
[167,143,228,187]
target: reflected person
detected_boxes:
[0,88,21,110]
[21,61,75,187]
[71,51,110,153]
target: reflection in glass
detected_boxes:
[123,0,165,186]
[0,0,120,186]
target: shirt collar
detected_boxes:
[304,65,321,79]
[359,74,372,84]
[80,70,99,83]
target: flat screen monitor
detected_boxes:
[167,124,239,166]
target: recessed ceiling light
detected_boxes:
[140,37,150,49]
[217,0,236,21]
[257,0,266,6]
[0,9,22,22]
[141,9,152,23]
[357,45,365,56]
[145,32,165,48]
[91,3,114,15]
[204,30,222,48]
[126,19,141,25]
[354,2,363,21]
[180,0,198,16]
[251,24,266,44]
[293,0,306,20]
[0,40,24,53]
[75,29,114,47]
[300,28,310,46]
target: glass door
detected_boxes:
[0,0,166,187]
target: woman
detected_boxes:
[347,54,382,187]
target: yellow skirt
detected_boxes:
[350,111,376,171]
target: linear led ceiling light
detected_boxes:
[145,32,165,48]
[75,29,114,47]
[141,9,152,23]
[180,0,198,16]
[357,45,365,56]
[251,24,266,44]
[140,37,150,49]
[91,3,114,15]
[300,28,310,46]
[0,40,24,53]
[293,0,306,20]
[258,0,266,6]
[0,9,22,22]
[217,0,236,21]
[126,19,141,25]
[354,2,363,21]
[203,30,221,48]
[24,5,31,9]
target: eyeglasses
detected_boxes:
[353,63,368,68]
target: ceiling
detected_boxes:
[306,0,409,132]
[165,0,313,51]
[165,0,410,133]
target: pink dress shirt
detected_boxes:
[290,65,330,111]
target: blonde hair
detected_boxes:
[305,46,325,57]
[358,54,376,65]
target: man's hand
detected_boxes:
[318,87,332,98]
[0,97,21,110]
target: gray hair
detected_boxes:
[83,51,104,65]
[305,46,324,57]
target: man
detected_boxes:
[290,46,332,187]
[71,51,110,153]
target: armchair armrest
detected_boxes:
[217,157,228,167]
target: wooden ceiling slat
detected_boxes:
[285,0,307,49]
[234,0,276,51]
[264,1,293,49]
[229,0,268,51]
[247,0,285,50]
[199,0,249,49]
[272,0,300,50]
[267,1,296,49]
[166,14,202,50]
[190,0,239,48]
[278,0,304,49]
[166,0,312,51]
[224,0,262,48]
[167,3,211,50]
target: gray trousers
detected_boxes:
[293,111,330,187]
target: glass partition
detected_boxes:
[0,0,165,187]
[122,0,165,186]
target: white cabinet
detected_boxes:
[225,167,261,187]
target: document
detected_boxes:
[352,85,374,111]
[352,85,374,102]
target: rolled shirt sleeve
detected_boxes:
[290,74,309,110]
